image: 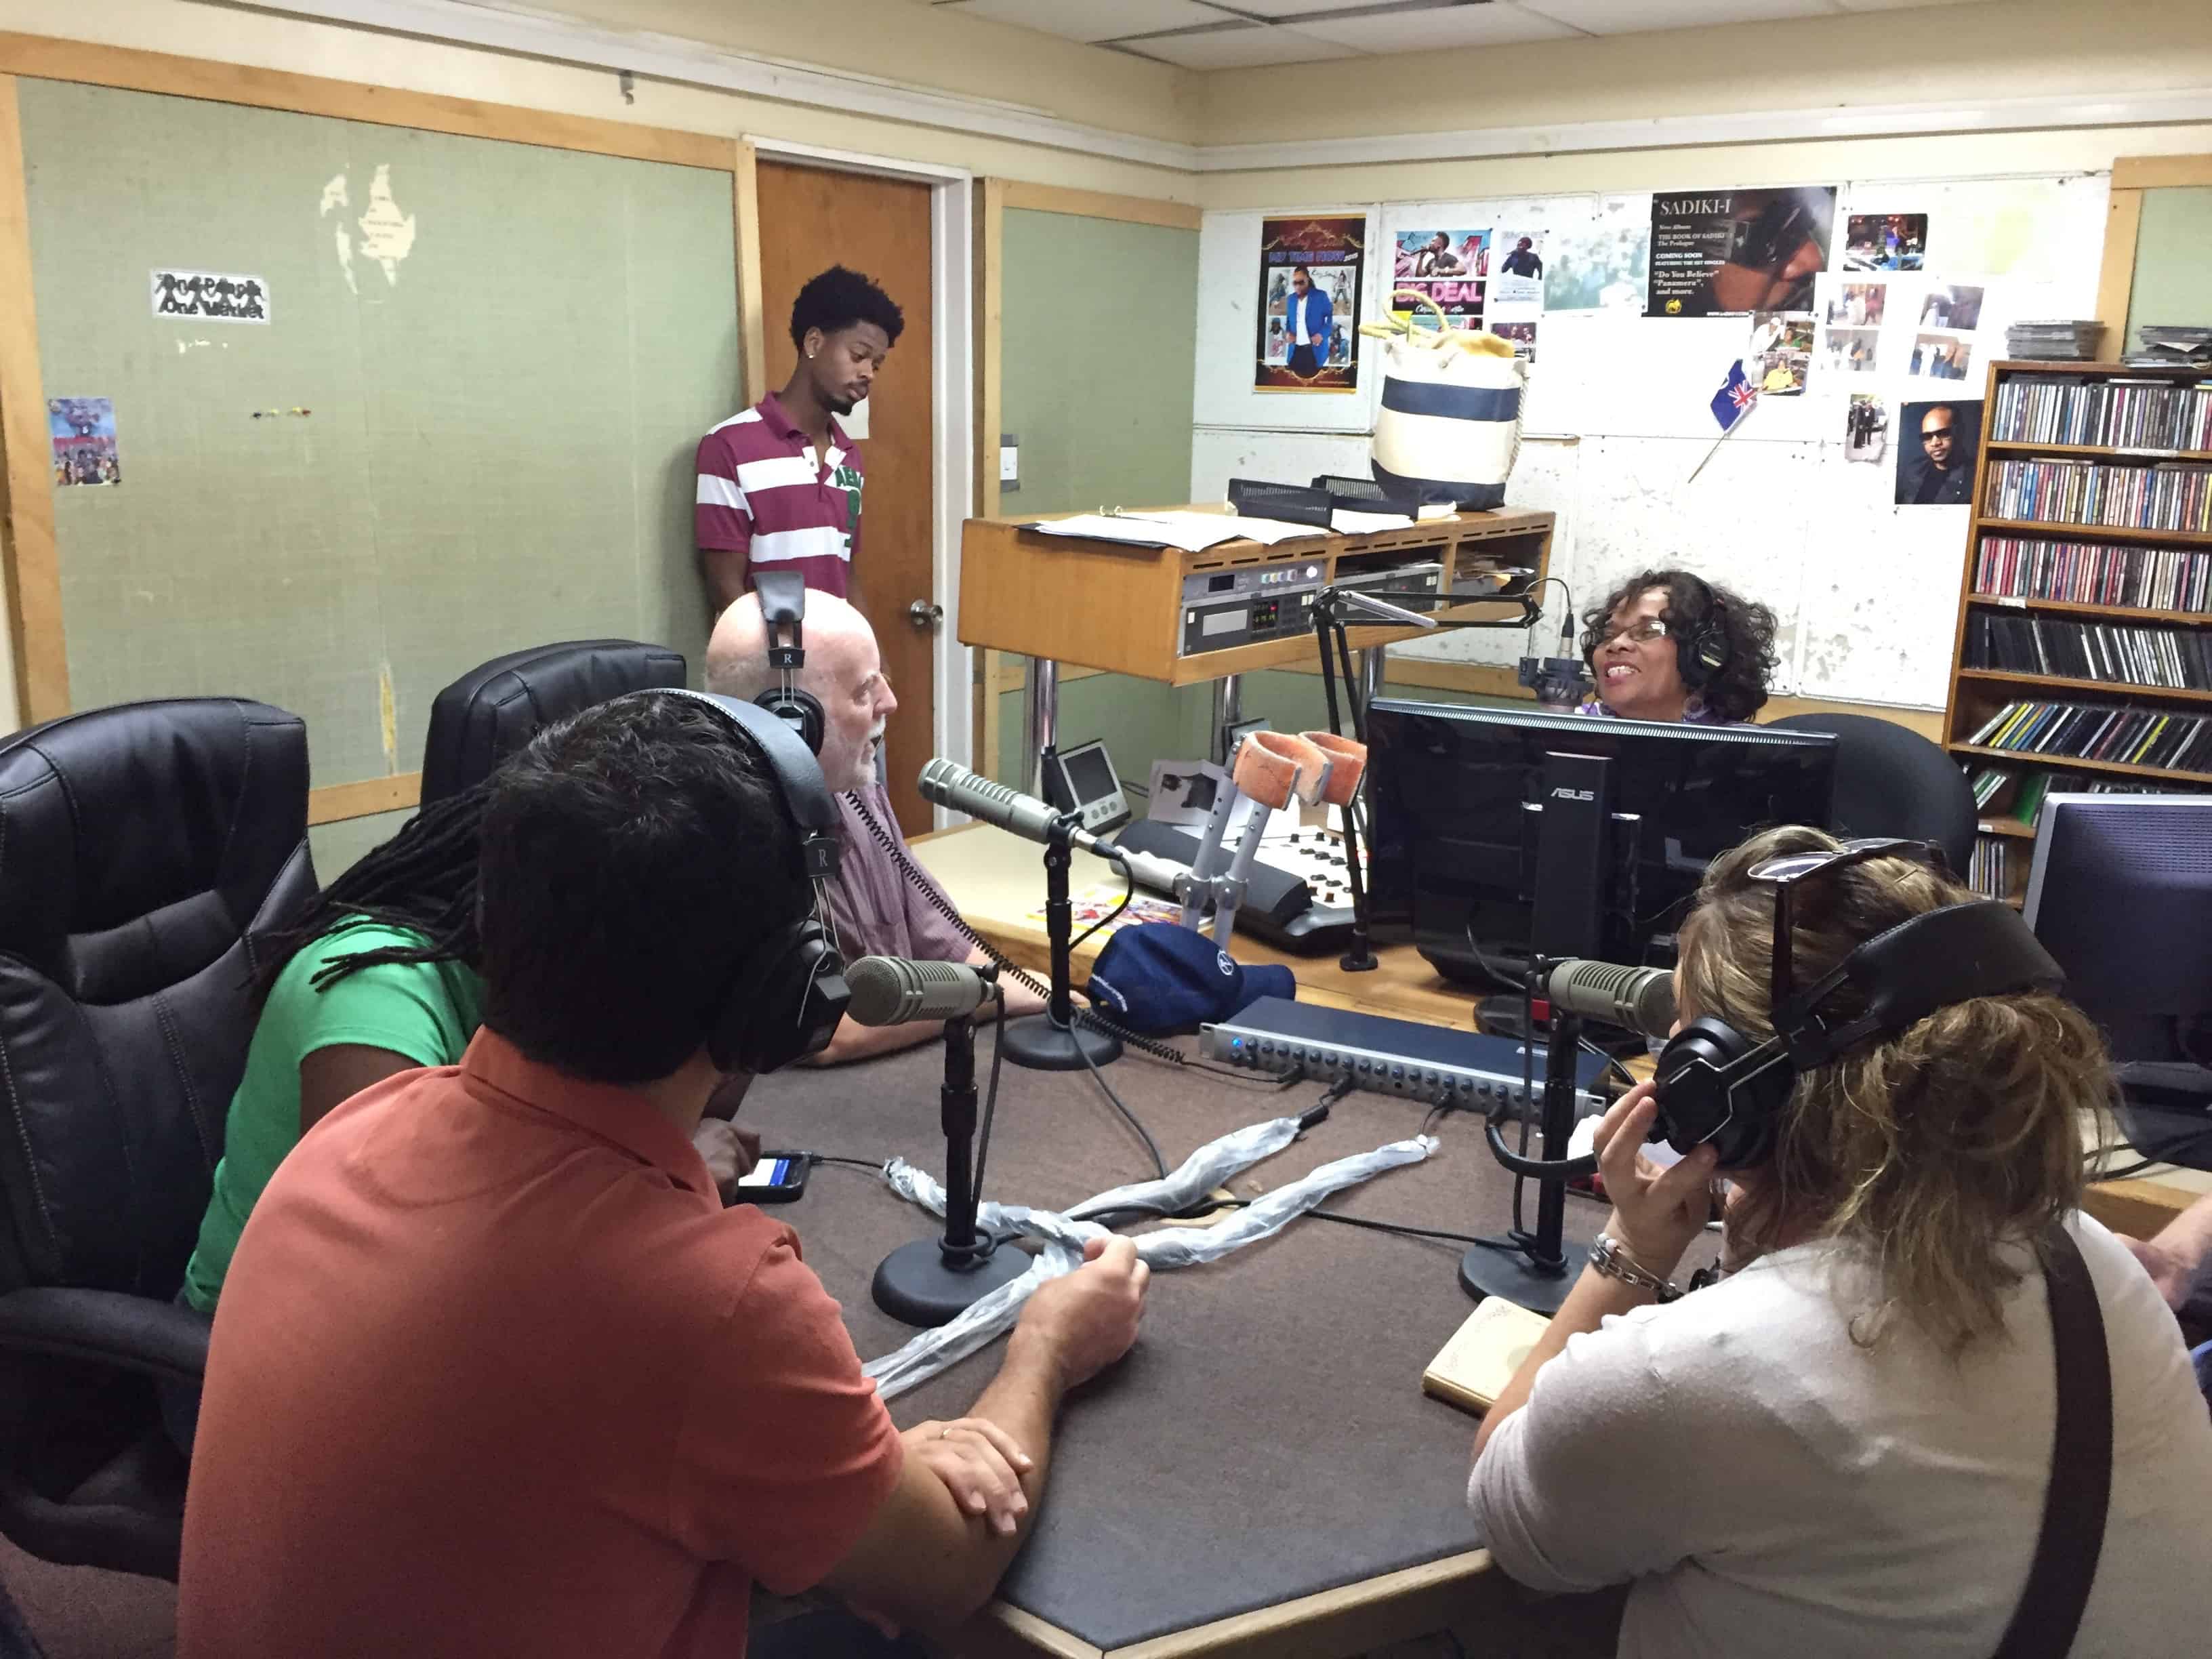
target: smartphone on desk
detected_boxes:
[736,1152,811,1204]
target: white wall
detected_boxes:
[1191,174,2110,711]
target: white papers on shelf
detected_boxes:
[1025,510,1324,553]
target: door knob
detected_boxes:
[908,600,945,629]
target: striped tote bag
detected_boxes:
[1366,289,1525,510]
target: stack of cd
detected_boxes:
[2129,325,2212,367]
[2007,320,2106,361]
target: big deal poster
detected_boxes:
[1256,215,1365,392]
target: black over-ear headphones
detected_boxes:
[1675,574,1732,689]
[1650,899,2064,1166]
[649,688,849,1074]
[751,569,825,755]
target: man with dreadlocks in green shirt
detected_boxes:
[165,780,755,1452]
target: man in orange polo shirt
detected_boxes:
[178,693,1148,1659]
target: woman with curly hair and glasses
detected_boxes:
[1467,826,2212,1656]
[1579,567,1780,725]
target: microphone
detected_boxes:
[920,759,1113,857]
[917,758,1187,895]
[846,956,1000,1027]
[1547,959,1676,1038]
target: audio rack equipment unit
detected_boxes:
[959,505,1554,686]
[1200,998,1610,1115]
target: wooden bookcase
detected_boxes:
[1943,359,2212,905]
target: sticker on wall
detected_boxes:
[1391,228,1487,331]
[321,164,417,294]
[1844,213,1928,272]
[1896,398,1982,506]
[1255,215,1364,393]
[1545,197,1649,313]
[1845,394,1889,464]
[49,397,119,488]
[1750,314,1813,396]
[152,270,270,323]
[1488,230,1548,309]
[1647,186,1836,317]
[1488,321,1537,363]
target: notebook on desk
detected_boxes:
[1422,1296,1553,1417]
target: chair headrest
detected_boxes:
[0,698,310,1002]
[419,640,686,805]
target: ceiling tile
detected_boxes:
[1832,0,1984,9]
[1206,0,1410,15]
[943,0,1229,44]
[1119,24,1360,68]
[1296,5,1583,51]
[1517,0,1842,33]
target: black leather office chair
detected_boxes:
[0,698,316,1580]
[1767,711,1977,875]
[418,639,686,805]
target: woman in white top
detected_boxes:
[1467,826,2212,1658]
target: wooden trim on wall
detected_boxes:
[2093,188,2142,364]
[308,772,422,827]
[0,32,733,169]
[733,140,767,405]
[973,178,1006,779]
[2110,153,2212,190]
[0,75,60,724]
[998,181,1202,232]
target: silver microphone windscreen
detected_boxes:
[1547,959,1677,1039]
[845,954,996,1027]
[918,758,1107,857]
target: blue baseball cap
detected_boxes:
[1086,922,1297,1036]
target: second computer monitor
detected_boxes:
[1365,699,1837,985]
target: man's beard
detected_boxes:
[844,718,888,792]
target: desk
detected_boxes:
[740,1035,1623,1659]
[909,825,2212,1237]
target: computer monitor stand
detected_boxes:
[1460,749,1612,1315]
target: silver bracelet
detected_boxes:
[1590,1234,1682,1303]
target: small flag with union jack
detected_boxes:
[1708,360,1758,432]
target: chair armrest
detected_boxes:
[0,1288,211,1385]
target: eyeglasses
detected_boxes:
[1597,617,1671,650]
[1746,837,1945,1006]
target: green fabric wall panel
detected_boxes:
[1000,209,1196,516]
[2125,186,2212,355]
[19,79,736,790]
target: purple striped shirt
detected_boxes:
[695,392,863,598]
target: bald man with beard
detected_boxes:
[708,592,1044,1063]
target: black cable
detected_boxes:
[1082,1193,1528,1254]
[810,1153,893,1173]
[968,987,1010,1206]
[1069,1006,1168,1180]
[1069,847,1134,954]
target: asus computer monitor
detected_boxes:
[1364,700,1838,985]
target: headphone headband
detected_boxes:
[635,687,849,1073]
[649,689,841,881]
[1654,899,2064,1164]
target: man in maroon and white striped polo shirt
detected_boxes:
[697,266,905,615]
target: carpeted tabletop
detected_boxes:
[737,1023,1612,1651]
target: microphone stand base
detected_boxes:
[1457,1240,1591,1316]
[873,1237,1030,1328]
[1000,1016,1123,1073]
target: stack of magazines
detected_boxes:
[2128,325,2212,368]
[2007,320,2104,361]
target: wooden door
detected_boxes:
[756,161,936,834]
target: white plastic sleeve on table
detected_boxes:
[861,1118,1439,1400]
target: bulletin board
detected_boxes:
[1191,173,2110,714]
[1,48,747,827]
